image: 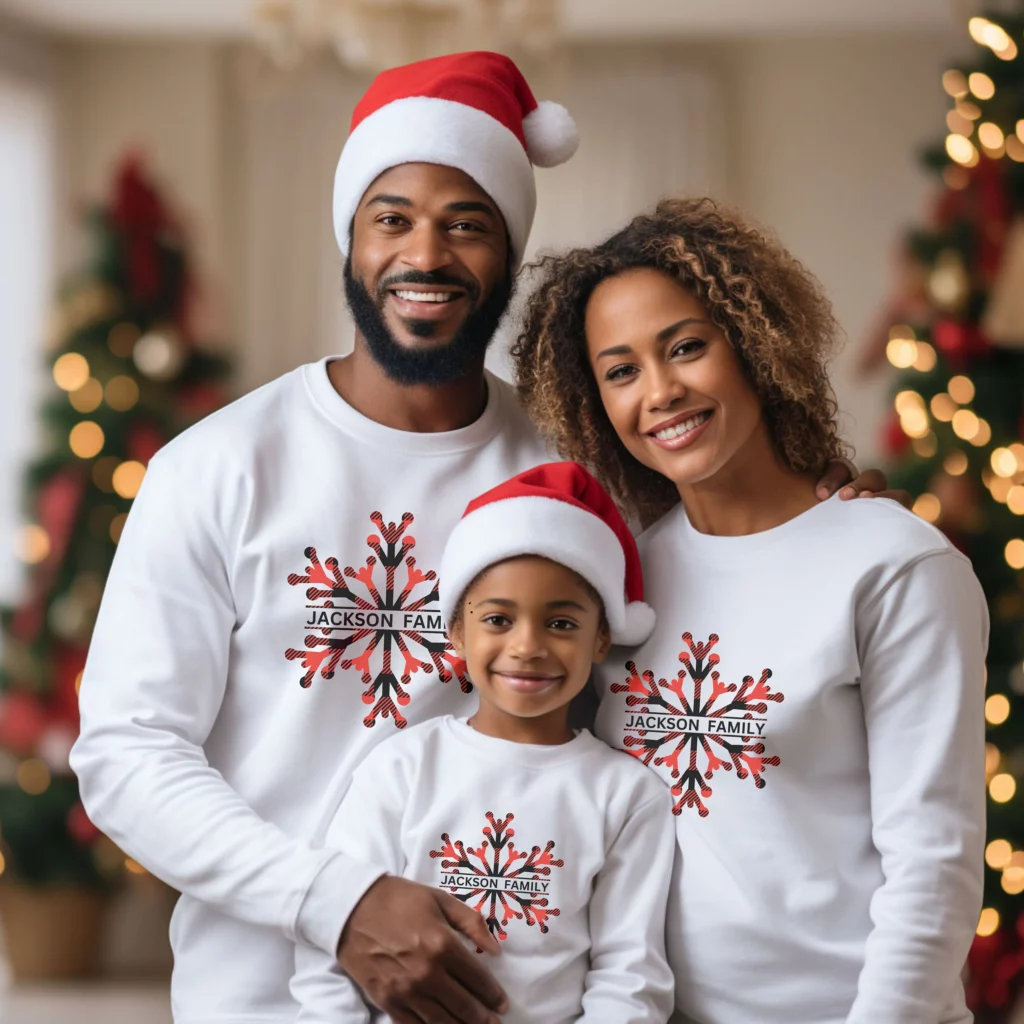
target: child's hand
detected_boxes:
[338,876,507,1024]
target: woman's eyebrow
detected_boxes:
[656,317,709,342]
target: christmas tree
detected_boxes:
[864,7,1024,1019]
[0,156,229,890]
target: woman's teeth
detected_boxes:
[654,411,711,441]
[393,290,456,303]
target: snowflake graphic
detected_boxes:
[430,812,563,940]
[285,511,470,728]
[616,632,784,817]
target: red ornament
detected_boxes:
[882,409,911,457]
[127,421,166,466]
[931,319,990,366]
[52,644,87,728]
[0,690,49,756]
[67,801,102,846]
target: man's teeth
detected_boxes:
[393,290,456,303]
[654,411,711,441]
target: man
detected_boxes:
[72,51,897,1024]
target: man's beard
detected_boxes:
[344,256,513,387]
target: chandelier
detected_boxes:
[252,0,560,73]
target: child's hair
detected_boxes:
[448,557,609,636]
[511,196,849,527]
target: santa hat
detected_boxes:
[333,51,578,267]
[440,462,656,647]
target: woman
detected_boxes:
[512,197,988,1024]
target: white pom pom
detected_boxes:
[616,602,657,647]
[522,100,579,168]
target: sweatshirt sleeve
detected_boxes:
[847,549,988,1023]
[580,784,676,1023]
[291,749,410,1023]
[69,451,383,955]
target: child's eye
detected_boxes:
[549,618,579,631]
[481,614,512,628]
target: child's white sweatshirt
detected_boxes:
[70,360,548,1023]
[595,495,988,1024]
[290,716,677,1024]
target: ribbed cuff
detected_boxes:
[295,851,387,956]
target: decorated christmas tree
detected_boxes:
[864,7,1024,1019]
[0,156,229,892]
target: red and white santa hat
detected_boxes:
[440,462,656,647]
[333,51,579,267]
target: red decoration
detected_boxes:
[66,801,102,846]
[0,690,49,756]
[177,383,225,420]
[52,644,87,729]
[127,421,166,466]
[112,156,169,306]
[882,409,911,457]
[932,318,991,366]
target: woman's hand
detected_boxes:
[816,461,912,509]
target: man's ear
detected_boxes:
[592,622,612,664]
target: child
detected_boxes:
[290,462,676,1023]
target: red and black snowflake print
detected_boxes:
[616,632,784,817]
[430,812,563,940]
[285,512,470,728]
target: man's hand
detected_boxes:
[816,460,912,509]
[338,876,508,1024]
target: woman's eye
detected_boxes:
[605,364,638,382]
[670,338,706,359]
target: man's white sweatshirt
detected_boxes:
[290,716,676,1023]
[70,360,548,1024]
[595,495,988,1024]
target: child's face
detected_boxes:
[451,556,611,723]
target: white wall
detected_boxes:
[721,31,963,464]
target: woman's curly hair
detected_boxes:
[511,196,849,527]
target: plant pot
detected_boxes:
[0,884,108,979]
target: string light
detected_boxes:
[978,122,1005,150]
[1008,136,1024,163]
[969,72,995,100]
[958,100,982,120]
[1004,867,1024,895]
[986,839,1013,869]
[16,759,51,795]
[69,422,104,459]
[105,375,140,412]
[990,773,1017,802]
[1008,486,1024,515]
[912,342,937,372]
[942,69,968,97]
[991,476,1013,503]
[947,110,974,136]
[912,493,941,523]
[946,133,979,166]
[912,433,938,458]
[986,743,1001,778]
[1010,443,1024,469]
[977,907,1000,936]
[112,461,146,500]
[948,376,975,403]
[996,38,1019,61]
[887,338,918,368]
[930,393,957,422]
[17,524,50,564]
[951,409,979,441]
[986,694,1011,725]
[944,450,968,475]
[992,448,1018,477]
[968,17,991,44]
[52,353,90,392]
[1006,539,1024,569]
[69,378,104,414]
[110,513,128,544]
[970,418,992,447]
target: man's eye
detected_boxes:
[378,215,405,227]
[451,221,481,233]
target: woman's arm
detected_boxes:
[579,786,677,1023]
[849,550,988,1023]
